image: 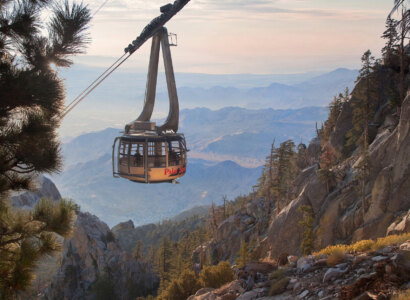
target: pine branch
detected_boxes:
[47,0,91,67]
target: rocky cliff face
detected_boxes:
[204,87,410,262]
[9,176,158,299]
[45,212,158,299]
[10,175,61,208]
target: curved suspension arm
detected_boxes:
[125,0,190,54]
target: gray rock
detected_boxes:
[45,212,158,300]
[378,246,394,254]
[336,263,348,269]
[297,257,313,269]
[293,282,302,291]
[371,256,388,262]
[323,268,347,282]
[386,210,410,235]
[10,176,61,208]
[236,290,258,300]
[399,241,410,251]
[300,264,312,272]
[298,290,309,298]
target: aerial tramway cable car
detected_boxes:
[61,0,191,184]
[112,27,187,183]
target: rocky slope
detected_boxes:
[9,175,158,299]
[10,175,61,208]
[202,81,410,264]
[45,212,158,299]
[188,238,410,300]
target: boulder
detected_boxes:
[323,268,347,282]
[10,176,61,208]
[386,210,410,235]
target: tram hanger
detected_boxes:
[112,27,188,184]
[59,1,191,184]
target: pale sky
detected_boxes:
[74,0,394,74]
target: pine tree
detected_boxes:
[0,0,91,197]
[256,139,276,214]
[0,199,79,297]
[156,237,174,292]
[0,1,90,296]
[133,240,145,261]
[271,140,296,212]
[346,50,376,150]
[236,239,251,268]
[346,50,376,214]
[317,146,336,192]
[295,142,307,170]
[381,16,399,65]
[298,205,315,255]
[389,0,409,108]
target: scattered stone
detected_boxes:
[378,246,394,254]
[386,211,410,236]
[300,264,312,272]
[399,240,410,251]
[318,290,324,298]
[323,268,347,282]
[297,257,313,269]
[289,278,297,284]
[336,262,348,269]
[298,290,309,298]
[353,254,369,265]
[357,268,367,275]
[236,290,258,300]
[288,255,299,265]
[371,256,388,262]
[293,282,301,291]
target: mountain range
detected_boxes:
[59,68,357,137]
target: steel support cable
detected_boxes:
[92,0,110,18]
[60,52,131,119]
[62,53,128,115]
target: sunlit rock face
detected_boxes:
[10,176,61,209]
[45,212,158,299]
[203,87,410,261]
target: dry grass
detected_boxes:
[373,234,410,250]
[350,239,375,252]
[315,244,348,256]
[269,268,286,280]
[269,277,290,296]
[326,250,346,267]
[314,233,410,257]
[391,289,410,300]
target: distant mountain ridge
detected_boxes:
[52,154,262,227]
[59,68,356,137]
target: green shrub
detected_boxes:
[200,261,234,288]
[158,270,201,300]
[178,270,202,297]
[269,269,286,280]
